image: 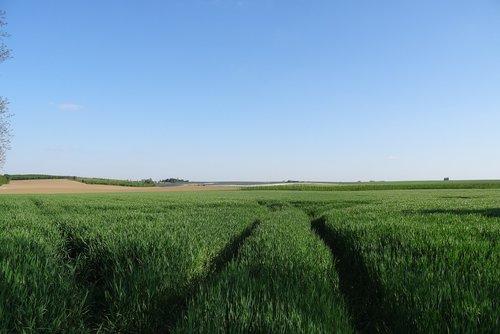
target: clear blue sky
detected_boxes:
[1,0,499,181]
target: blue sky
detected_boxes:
[1,0,499,181]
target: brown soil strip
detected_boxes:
[0,179,238,195]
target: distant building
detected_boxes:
[444,177,450,181]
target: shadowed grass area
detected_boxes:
[174,208,354,333]
[321,201,500,333]
[417,208,500,218]
[0,195,264,333]
[312,216,391,333]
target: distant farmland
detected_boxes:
[244,180,500,191]
[5,174,156,187]
[0,187,498,332]
[0,179,233,194]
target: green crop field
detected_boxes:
[0,188,499,333]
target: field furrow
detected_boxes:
[320,200,500,333]
[0,195,264,333]
[1,190,499,333]
[174,208,354,333]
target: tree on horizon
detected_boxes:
[0,10,12,170]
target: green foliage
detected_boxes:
[159,178,189,183]
[0,200,87,332]
[0,189,498,332]
[5,174,71,180]
[0,194,263,332]
[319,193,500,333]
[0,175,8,185]
[175,208,353,333]
[75,177,156,187]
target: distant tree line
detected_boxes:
[159,178,189,183]
[5,174,73,180]
[3,174,192,187]
[5,174,158,187]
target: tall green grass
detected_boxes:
[0,175,8,185]
[5,174,71,180]
[1,190,499,332]
[319,198,500,333]
[0,199,87,332]
[175,207,353,333]
[0,194,263,332]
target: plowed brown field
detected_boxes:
[0,179,236,194]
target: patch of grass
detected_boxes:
[0,189,499,332]
[0,201,87,332]
[175,208,353,333]
[320,197,500,333]
[0,194,264,332]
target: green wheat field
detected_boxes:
[1,188,499,333]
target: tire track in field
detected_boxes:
[257,200,373,332]
[56,219,260,333]
[276,198,392,333]
[311,216,392,333]
[163,219,261,332]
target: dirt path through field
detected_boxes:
[0,179,238,195]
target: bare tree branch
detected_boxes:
[0,10,12,170]
[0,98,11,168]
[0,10,11,63]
